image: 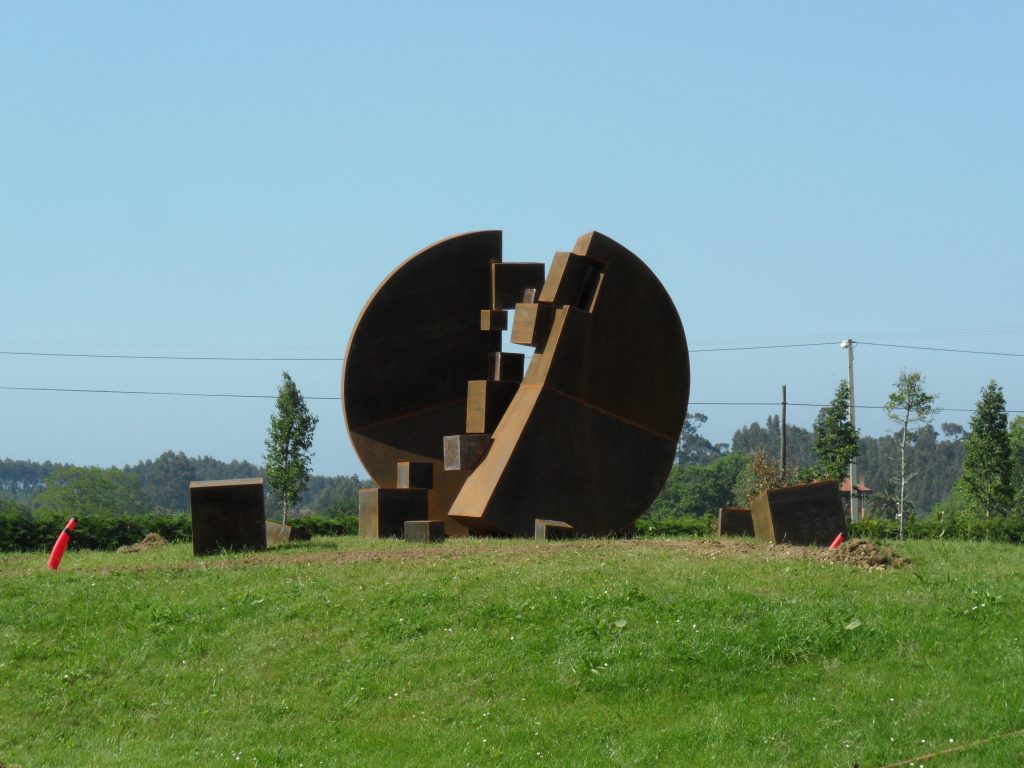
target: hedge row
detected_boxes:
[0,512,358,552]
[5,509,1022,552]
[850,514,1024,544]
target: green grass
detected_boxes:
[1,536,1023,767]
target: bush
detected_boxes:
[0,512,192,552]
[0,511,359,552]
[289,514,357,538]
[851,514,1024,544]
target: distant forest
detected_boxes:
[730,415,967,513]
[0,452,369,518]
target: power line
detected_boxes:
[3,338,1021,359]
[857,341,1024,358]
[0,385,338,401]
[3,385,1020,413]
[690,342,837,352]
[0,350,342,361]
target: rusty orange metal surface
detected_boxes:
[343,230,689,537]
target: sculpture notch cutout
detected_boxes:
[343,231,689,537]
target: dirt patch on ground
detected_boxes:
[817,538,908,570]
[116,532,169,554]
[643,537,907,569]
[9,535,905,577]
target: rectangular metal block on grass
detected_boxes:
[404,519,446,543]
[750,481,845,546]
[535,519,576,540]
[717,507,754,537]
[189,478,267,556]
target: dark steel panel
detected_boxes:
[189,478,266,556]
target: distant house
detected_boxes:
[838,477,872,518]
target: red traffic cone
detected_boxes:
[828,532,846,550]
[47,516,77,570]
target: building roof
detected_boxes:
[839,477,872,494]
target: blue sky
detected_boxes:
[2,2,1022,476]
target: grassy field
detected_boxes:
[1,535,1022,767]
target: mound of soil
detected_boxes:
[117,532,169,554]
[818,538,908,570]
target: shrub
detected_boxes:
[0,512,192,552]
[289,514,357,538]
[851,513,1024,544]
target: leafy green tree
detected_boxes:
[958,380,1012,517]
[883,370,938,538]
[812,379,859,482]
[1011,416,1024,512]
[264,372,319,525]
[857,425,965,515]
[676,412,728,466]
[649,452,749,519]
[33,466,149,517]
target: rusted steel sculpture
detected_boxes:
[749,481,846,545]
[189,478,267,555]
[344,231,689,537]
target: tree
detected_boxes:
[33,466,149,517]
[1010,416,1024,512]
[812,379,859,482]
[883,370,938,538]
[941,423,965,441]
[958,380,1012,517]
[676,412,727,466]
[131,450,197,511]
[264,372,319,525]
[649,452,749,519]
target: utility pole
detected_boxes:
[781,385,788,472]
[841,339,859,521]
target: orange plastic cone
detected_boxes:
[828,532,846,550]
[47,516,77,570]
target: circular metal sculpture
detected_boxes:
[343,230,689,537]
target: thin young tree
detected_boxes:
[883,370,938,538]
[812,379,859,483]
[958,380,1012,517]
[264,372,319,525]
